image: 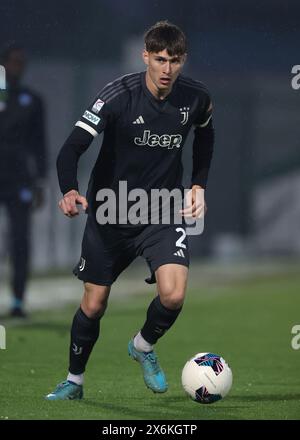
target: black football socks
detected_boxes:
[140,296,182,345]
[69,307,100,375]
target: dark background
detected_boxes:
[1,0,300,269]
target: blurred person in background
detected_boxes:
[0,43,47,318]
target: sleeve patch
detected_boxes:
[91,99,105,114]
[82,110,100,125]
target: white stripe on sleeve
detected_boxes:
[75,121,99,137]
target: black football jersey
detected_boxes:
[76,71,212,203]
[71,71,213,226]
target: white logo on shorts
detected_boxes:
[173,249,185,258]
[79,257,86,271]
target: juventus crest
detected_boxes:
[180,107,190,125]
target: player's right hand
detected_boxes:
[58,189,88,217]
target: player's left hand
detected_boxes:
[179,185,207,218]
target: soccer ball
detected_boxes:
[181,352,233,404]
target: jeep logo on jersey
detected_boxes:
[83,110,100,125]
[134,130,182,149]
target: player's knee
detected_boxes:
[81,284,109,319]
[82,297,108,319]
[159,285,186,310]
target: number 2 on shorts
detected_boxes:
[175,227,187,249]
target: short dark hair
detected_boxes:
[144,21,187,56]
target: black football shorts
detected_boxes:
[73,214,189,286]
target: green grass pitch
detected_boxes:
[0,271,300,420]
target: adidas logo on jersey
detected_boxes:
[174,249,185,258]
[133,115,145,124]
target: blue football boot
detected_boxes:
[128,339,168,393]
[45,380,83,400]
